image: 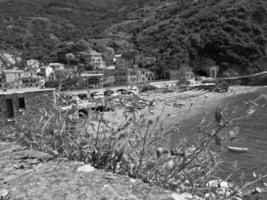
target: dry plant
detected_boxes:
[0,91,267,200]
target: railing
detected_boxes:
[218,71,267,80]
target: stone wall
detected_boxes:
[0,141,201,200]
[0,89,55,126]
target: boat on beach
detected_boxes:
[228,146,249,153]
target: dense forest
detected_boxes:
[0,0,267,77]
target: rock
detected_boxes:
[171,193,192,200]
[171,192,203,200]
[0,141,181,200]
[77,164,95,173]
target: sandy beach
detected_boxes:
[100,86,265,133]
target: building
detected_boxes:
[104,69,128,86]
[127,68,154,86]
[103,68,154,87]
[26,59,40,70]
[80,71,103,88]
[40,66,54,81]
[0,70,44,89]
[114,56,132,69]
[88,51,106,69]
[103,69,116,86]
[48,63,65,70]
[0,88,55,124]
[135,55,156,67]
[52,69,77,81]
[198,65,219,78]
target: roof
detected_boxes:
[49,63,64,67]
[0,88,55,95]
[3,69,25,73]
[80,73,103,77]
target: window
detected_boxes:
[18,98,26,109]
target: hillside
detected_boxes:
[0,0,125,61]
[0,0,267,77]
[129,0,267,77]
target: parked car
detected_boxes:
[104,90,115,96]
[117,89,136,96]
[91,105,114,112]
[77,93,88,100]
[117,89,127,94]
[90,92,104,99]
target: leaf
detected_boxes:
[240,170,246,185]
[184,171,194,188]
[253,172,257,178]
[117,133,126,142]
[233,161,238,169]
[215,106,223,124]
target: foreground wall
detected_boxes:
[0,89,55,125]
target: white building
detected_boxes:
[48,63,65,70]
[88,51,106,70]
[26,59,40,70]
[40,66,54,81]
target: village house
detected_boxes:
[103,68,155,87]
[48,63,65,70]
[0,88,55,124]
[80,71,103,88]
[135,55,156,67]
[88,51,106,70]
[26,59,40,71]
[40,65,54,81]
[113,54,132,69]
[103,69,128,86]
[196,65,219,78]
[51,68,77,81]
[1,70,44,89]
[103,69,116,86]
[127,68,155,86]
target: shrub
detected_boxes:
[1,92,267,199]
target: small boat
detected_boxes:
[228,146,249,153]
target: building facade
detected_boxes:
[52,69,77,81]
[0,88,55,124]
[127,68,154,86]
[26,59,40,70]
[48,63,65,70]
[40,66,54,81]
[88,51,106,69]
[80,71,103,88]
[0,70,44,89]
[200,65,219,78]
[103,68,154,87]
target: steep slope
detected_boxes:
[0,0,267,78]
[131,0,267,77]
[0,0,124,61]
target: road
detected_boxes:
[62,80,178,95]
